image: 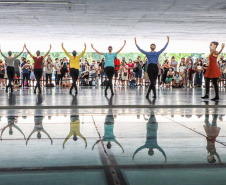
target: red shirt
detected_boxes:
[33,56,44,69]
[114,59,120,71]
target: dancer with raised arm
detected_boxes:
[0,45,24,92]
[91,41,126,96]
[62,115,87,149]
[26,116,53,145]
[135,37,169,99]
[62,42,86,95]
[201,42,225,101]
[132,111,167,163]
[25,44,52,94]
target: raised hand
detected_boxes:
[61,42,63,47]
[222,43,225,49]
[134,38,137,45]
[84,43,86,47]
[50,44,52,49]
[124,40,126,45]
[91,44,94,48]
[167,36,169,42]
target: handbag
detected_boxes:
[133,67,139,72]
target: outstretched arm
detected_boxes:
[116,40,126,54]
[78,43,87,58]
[157,146,167,163]
[11,45,25,61]
[132,145,146,160]
[91,44,103,55]
[43,44,52,59]
[216,43,225,55]
[26,128,37,145]
[41,129,53,145]
[0,125,9,141]
[61,42,72,58]
[12,124,26,140]
[134,38,149,55]
[157,36,169,54]
[62,133,72,149]
[24,44,34,58]
[114,139,124,153]
[0,45,7,59]
[92,139,101,150]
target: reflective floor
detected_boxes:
[1,87,226,185]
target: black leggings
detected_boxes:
[163,68,169,83]
[46,73,52,84]
[70,68,79,93]
[147,63,158,96]
[22,73,29,87]
[205,78,219,98]
[105,67,114,92]
[7,66,14,87]
[34,68,43,92]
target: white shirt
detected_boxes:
[54,62,60,72]
[179,66,186,73]
[91,63,98,74]
[174,76,182,83]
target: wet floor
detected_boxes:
[0,87,226,184]
[0,109,226,184]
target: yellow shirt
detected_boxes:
[62,46,86,69]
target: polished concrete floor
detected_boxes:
[0,108,226,185]
[1,86,226,116]
[0,87,226,184]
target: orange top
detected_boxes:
[204,53,222,78]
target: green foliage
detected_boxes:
[0,52,225,65]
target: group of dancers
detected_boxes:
[0,37,225,100]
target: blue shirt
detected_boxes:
[21,63,29,74]
[136,42,168,65]
[103,53,117,68]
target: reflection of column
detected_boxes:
[133,111,167,163]
[0,116,26,141]
[62,115,87,149]
[26,116,53,145]
[204,101,222,164]
[92,96,124,153]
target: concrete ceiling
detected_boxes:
[0,0,226,52]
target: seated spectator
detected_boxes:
[172,72,183,88]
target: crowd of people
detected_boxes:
[0,38,225,100]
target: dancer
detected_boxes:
[62,42,86,95]
[92,96,124,152]
[0,45,24,92]
[132,111,167,163]
[0,116,26,141]
[25,44,52,94]
[135,37,169,99]
[201,42,225,101]
[62,115,87,149]
[91,41,126,96]
[26,116,53,145]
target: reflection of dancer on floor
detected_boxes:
[204,104,222,164]
[201,42,225,101]
[26,116,52,145]
[25,44,52,94]
[134,37,169,99]
[0,45,24,93]
[63,115,87,149]
[92,97,124,152]
[133,111,166,163]
[62,42,86,95]
[0,116,26,140]
[91,41,126,96]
